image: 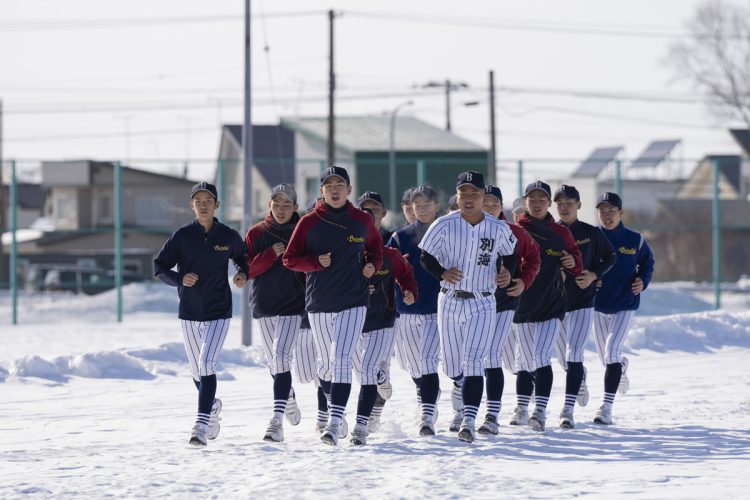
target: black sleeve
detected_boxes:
[231,230,249,275]
[420,250,446,281]
[497,247,519,278]
[591,229,616,278]
[154,233,180,287]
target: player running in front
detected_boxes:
[154,182,248,447]
[419,171,517,443]
[592,192,654,425]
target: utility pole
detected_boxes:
[421,80,469,131]
[488,70,497,186]
[327,9,335,166]
[242,0,254,346]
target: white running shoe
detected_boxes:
[263,417,284,442]
[189,423,208,447]
[618,357,630,395]
[337,417,349,438]
[577,367,590,407]
[477,414,499,436]
[207,398,222,440]
[449,410,464,432]
[321,423,339,446]
[457,417,477,443]
[559,407,575,429]
[285,390,302,426]
[594,405,613,425]
[315,419,327,433]
[509,406,529,426]
[377,370,393,400]
[419,416,435,437]
[350,423,368,446]
[529,408,546,432]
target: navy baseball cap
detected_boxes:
[448,194,458,209]
[484,185,503,203]
[596,192,623,210]
[401,188,413,205]
[554,184,580,202]
[191,182,218,200]
[511,197,525,215]
[456,171,485,190]
[410,185,438,203]
[271,183,297,204]
[320,165,350,185]
[357,191,385,208]
[524,180,551,199]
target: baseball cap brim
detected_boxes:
[525,187,550,198]
[191,188,216,199]
[320,174,348,185]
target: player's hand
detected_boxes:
[403,290,415,305]
[318,252,332,268]
[183,272,199,287]
[369,284,376,295]
[441,267,463,284]
[575,269,597,289]
[631,277,644,295]
[496,266,511,288]
[560,250,575,269]
[362,263,376,278]
[233,272,247,288]
[271,242,285,257]
[507,278,526,297]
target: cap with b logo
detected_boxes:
[410,185,438,203]
[554,184,580,202]
[357,191,385,208]
[456,171,485,190]
[484,185,503,202]
[524,180,552,199]
[271,183,297,204]
[320,165,350,185]
[191,181,218,200]
[401,188,414,204]
[596,192,623,210]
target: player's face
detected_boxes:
[555,196,580,224]
[457,185,484,218]
[269,196,297,225]
[401,201,416,224]
[597,203,622,230]
[320,177,351,209]
[525,191,551,220]
[412,196,438,224]
[190,193,218,222]
[482,195,503,218]
[360,200,386,228]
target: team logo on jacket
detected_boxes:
[575,238,591,246]
[546,248,563,257]
[347,235,365,243]
[214,244,229,251]
[618,246,636,255]
[375,269,390,276]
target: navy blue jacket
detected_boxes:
[559,219,617,312]
[595,222,655,314]
[363,246,418,333]
[245,213,306,319]
[154,218,248,321]
[387,220,441,315]
[283,200,383,313]
[514,213,582,323]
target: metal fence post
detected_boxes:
[10,160,18,325]
[114,161,123,322]
[517,160,524,198]
[614,159,622,197]
[417,159,426,186]
[711,158,721,310]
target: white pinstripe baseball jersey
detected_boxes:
[418,211,516,293]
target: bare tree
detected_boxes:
[668,0,750,129]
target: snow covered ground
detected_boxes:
[1,282,749,498]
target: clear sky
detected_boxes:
[1,0,745,183]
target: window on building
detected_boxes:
[56,194,72,220]
[135,195,172,226]
[98,194,112,223]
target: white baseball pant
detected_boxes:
[555,307,593,370]
[352,328,394,385]
[484,310,515,370]
[394,313,440,378]
[309,306,367,384]
[292,327,318,384]
[181,318,231,379]
[515,319,561,372]
[258,315,301,375]
[593,310,635,365]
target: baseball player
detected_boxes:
[510,181,582,432]
[350,219,419,445]
[419,171,517,443]
[358,191,393,244]
[401,188,416,225]
[553,185,617,429]
[283,166,383,446]
[446,194,459,214]
[592,192,654,425]
[244,183,306,442]
[386,186,443,426]
[478,186,540,435]
[154,182,248,446]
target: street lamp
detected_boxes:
[389,100,413,215]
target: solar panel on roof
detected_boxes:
[573,146,623,177]
[630,140,680,169]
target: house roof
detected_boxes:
[704,155,741,192]
[729,129,750,156]
[630,139,681,169]
[573,146,623,178]
[280,115,485,153]
[222,124,295,185]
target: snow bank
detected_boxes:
[630,311,750,352]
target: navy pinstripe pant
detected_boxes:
[437,291,496,378]
[180,319,231,380]
[555,308,593,370]
[309,307,367,384]
[292,327,318,384]
[515,319,561,372]
[258,315,301,375]
[593,310,634,365]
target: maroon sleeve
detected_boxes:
[244,223,279,279]
[514,225,540,290]
[282,215,324,273]
[386,246,419,301]
[555,224,583,276]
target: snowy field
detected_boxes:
[1,282,749,498]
